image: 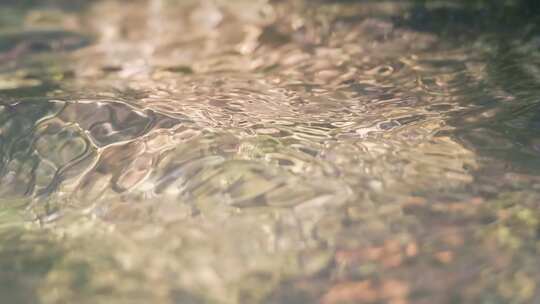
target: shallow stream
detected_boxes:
[1,1,540,303]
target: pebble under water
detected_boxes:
[1,0,540,303]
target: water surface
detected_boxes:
[1,0,540,303]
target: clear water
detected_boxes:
[1,0,540,303]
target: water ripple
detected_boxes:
[1,0,540,303]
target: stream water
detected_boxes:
[1,0,540,303]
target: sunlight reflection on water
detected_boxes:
[1,0,540,303]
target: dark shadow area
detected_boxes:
[0,227,64,304]
[0,0,89,12]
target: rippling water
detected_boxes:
[1,0,540,303]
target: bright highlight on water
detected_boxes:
[1,0,539,303]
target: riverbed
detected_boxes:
[1,1,539,303]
